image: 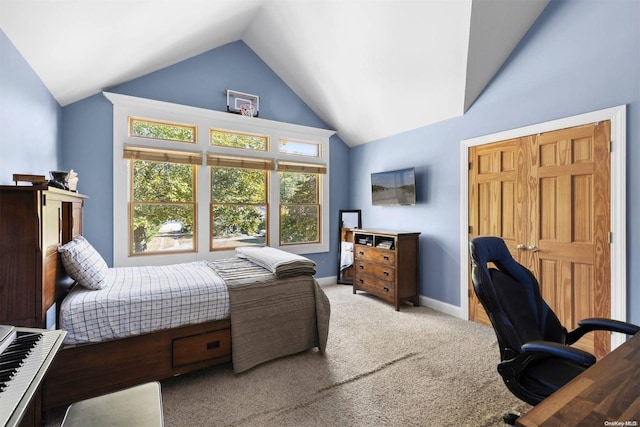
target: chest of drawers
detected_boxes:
[352,229,420,311]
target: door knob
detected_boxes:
[528,245,539,252]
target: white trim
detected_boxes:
[460,105,627,350]
[316,276,338,286]
[420,295,464,319]
[104,92,335,267]
[104,92,335,139]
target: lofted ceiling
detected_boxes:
[0,0,548,147]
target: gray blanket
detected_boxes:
[208,257,330,373]
[235,246,317,278]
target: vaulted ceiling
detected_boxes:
[0,0,548,146]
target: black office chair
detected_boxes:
[468,236,639,424]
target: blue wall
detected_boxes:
[60,41,350,276]
[351,0,640,323]
[0,29,61,184]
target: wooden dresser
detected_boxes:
[352,229,420,311]
[0,186,87,329]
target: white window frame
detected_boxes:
[105,92,334,267]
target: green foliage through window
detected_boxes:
[210,130,267,151]
[211,166,267,250]
[130,118,195,142]
[279,172,320,244]
[131,160,196,254]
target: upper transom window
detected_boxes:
[210,129,268,151]
[279,139,321,157]
[129,117,196,143]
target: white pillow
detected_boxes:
[58,236,108,290]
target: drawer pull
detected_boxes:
[383,255,390,260]
[383,271,389,276]
[383,287,389,292]
[359,279,364,284]
[207,340,220,350]
[359,251,365,255]
[359,265,364,269]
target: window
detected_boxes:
[279,139,320,157]
[279,172,320,245]
[129,117,196,143]
[208,154,273,250]
[210,129,267,151]
[124,146,201,256]
[278,161,326,245]
[107,92,334,267]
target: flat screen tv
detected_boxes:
[371,167,416,206]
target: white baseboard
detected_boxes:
[419,295,464,319]
[316,276,339,286]
[317,276,464,319]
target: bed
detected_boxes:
[42,239,330,411]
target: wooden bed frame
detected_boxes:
[40,231,327,414]
[42,251,236,411]
[42,317,232,410]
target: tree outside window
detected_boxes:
[279,171,320,245]
[210,166,268,250]
[131,160,196,254]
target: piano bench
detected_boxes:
[61,382,163,427]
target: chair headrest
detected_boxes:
[469,236,547,329]
[469,236,531,286]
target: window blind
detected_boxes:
[123,145,202,165]
[277,161,327,174]
[207,154,275,170]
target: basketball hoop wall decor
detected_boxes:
[226,89,259,117]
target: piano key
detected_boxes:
[0,328,65,427]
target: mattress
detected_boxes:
[60,261,229,345]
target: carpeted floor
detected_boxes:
[46,283,530,426]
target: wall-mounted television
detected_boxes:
[371,167,416,206]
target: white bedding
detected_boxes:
[60,261,229,345]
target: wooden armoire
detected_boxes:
[0,186,87,329]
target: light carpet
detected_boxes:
[47,283,530,426]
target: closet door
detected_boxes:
[468,137,529,325]
[528,121,611,358]
[468,122,611,358]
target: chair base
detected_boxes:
[503,410,521,425]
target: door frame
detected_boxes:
[459,105,627,349]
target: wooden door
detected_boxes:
[468,137,529,325]
[468,122,611,359]
[528,122,611,358]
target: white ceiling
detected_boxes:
[0,0,548,147]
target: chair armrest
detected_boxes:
[521,340,596,367]
[498,340,595,385]
[566,318,640,344]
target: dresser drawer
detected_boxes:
[355,274,395,301]
[354,246,396,264]
[172,329,231,367]
[354,260,395,281]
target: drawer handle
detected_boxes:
[207,340,220,350]
[383,271,389,276]
[359,265,364,269]
[359,279,364,284]
[359,251,365,255]
[383,256,390,260]
[383,287,389,292]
